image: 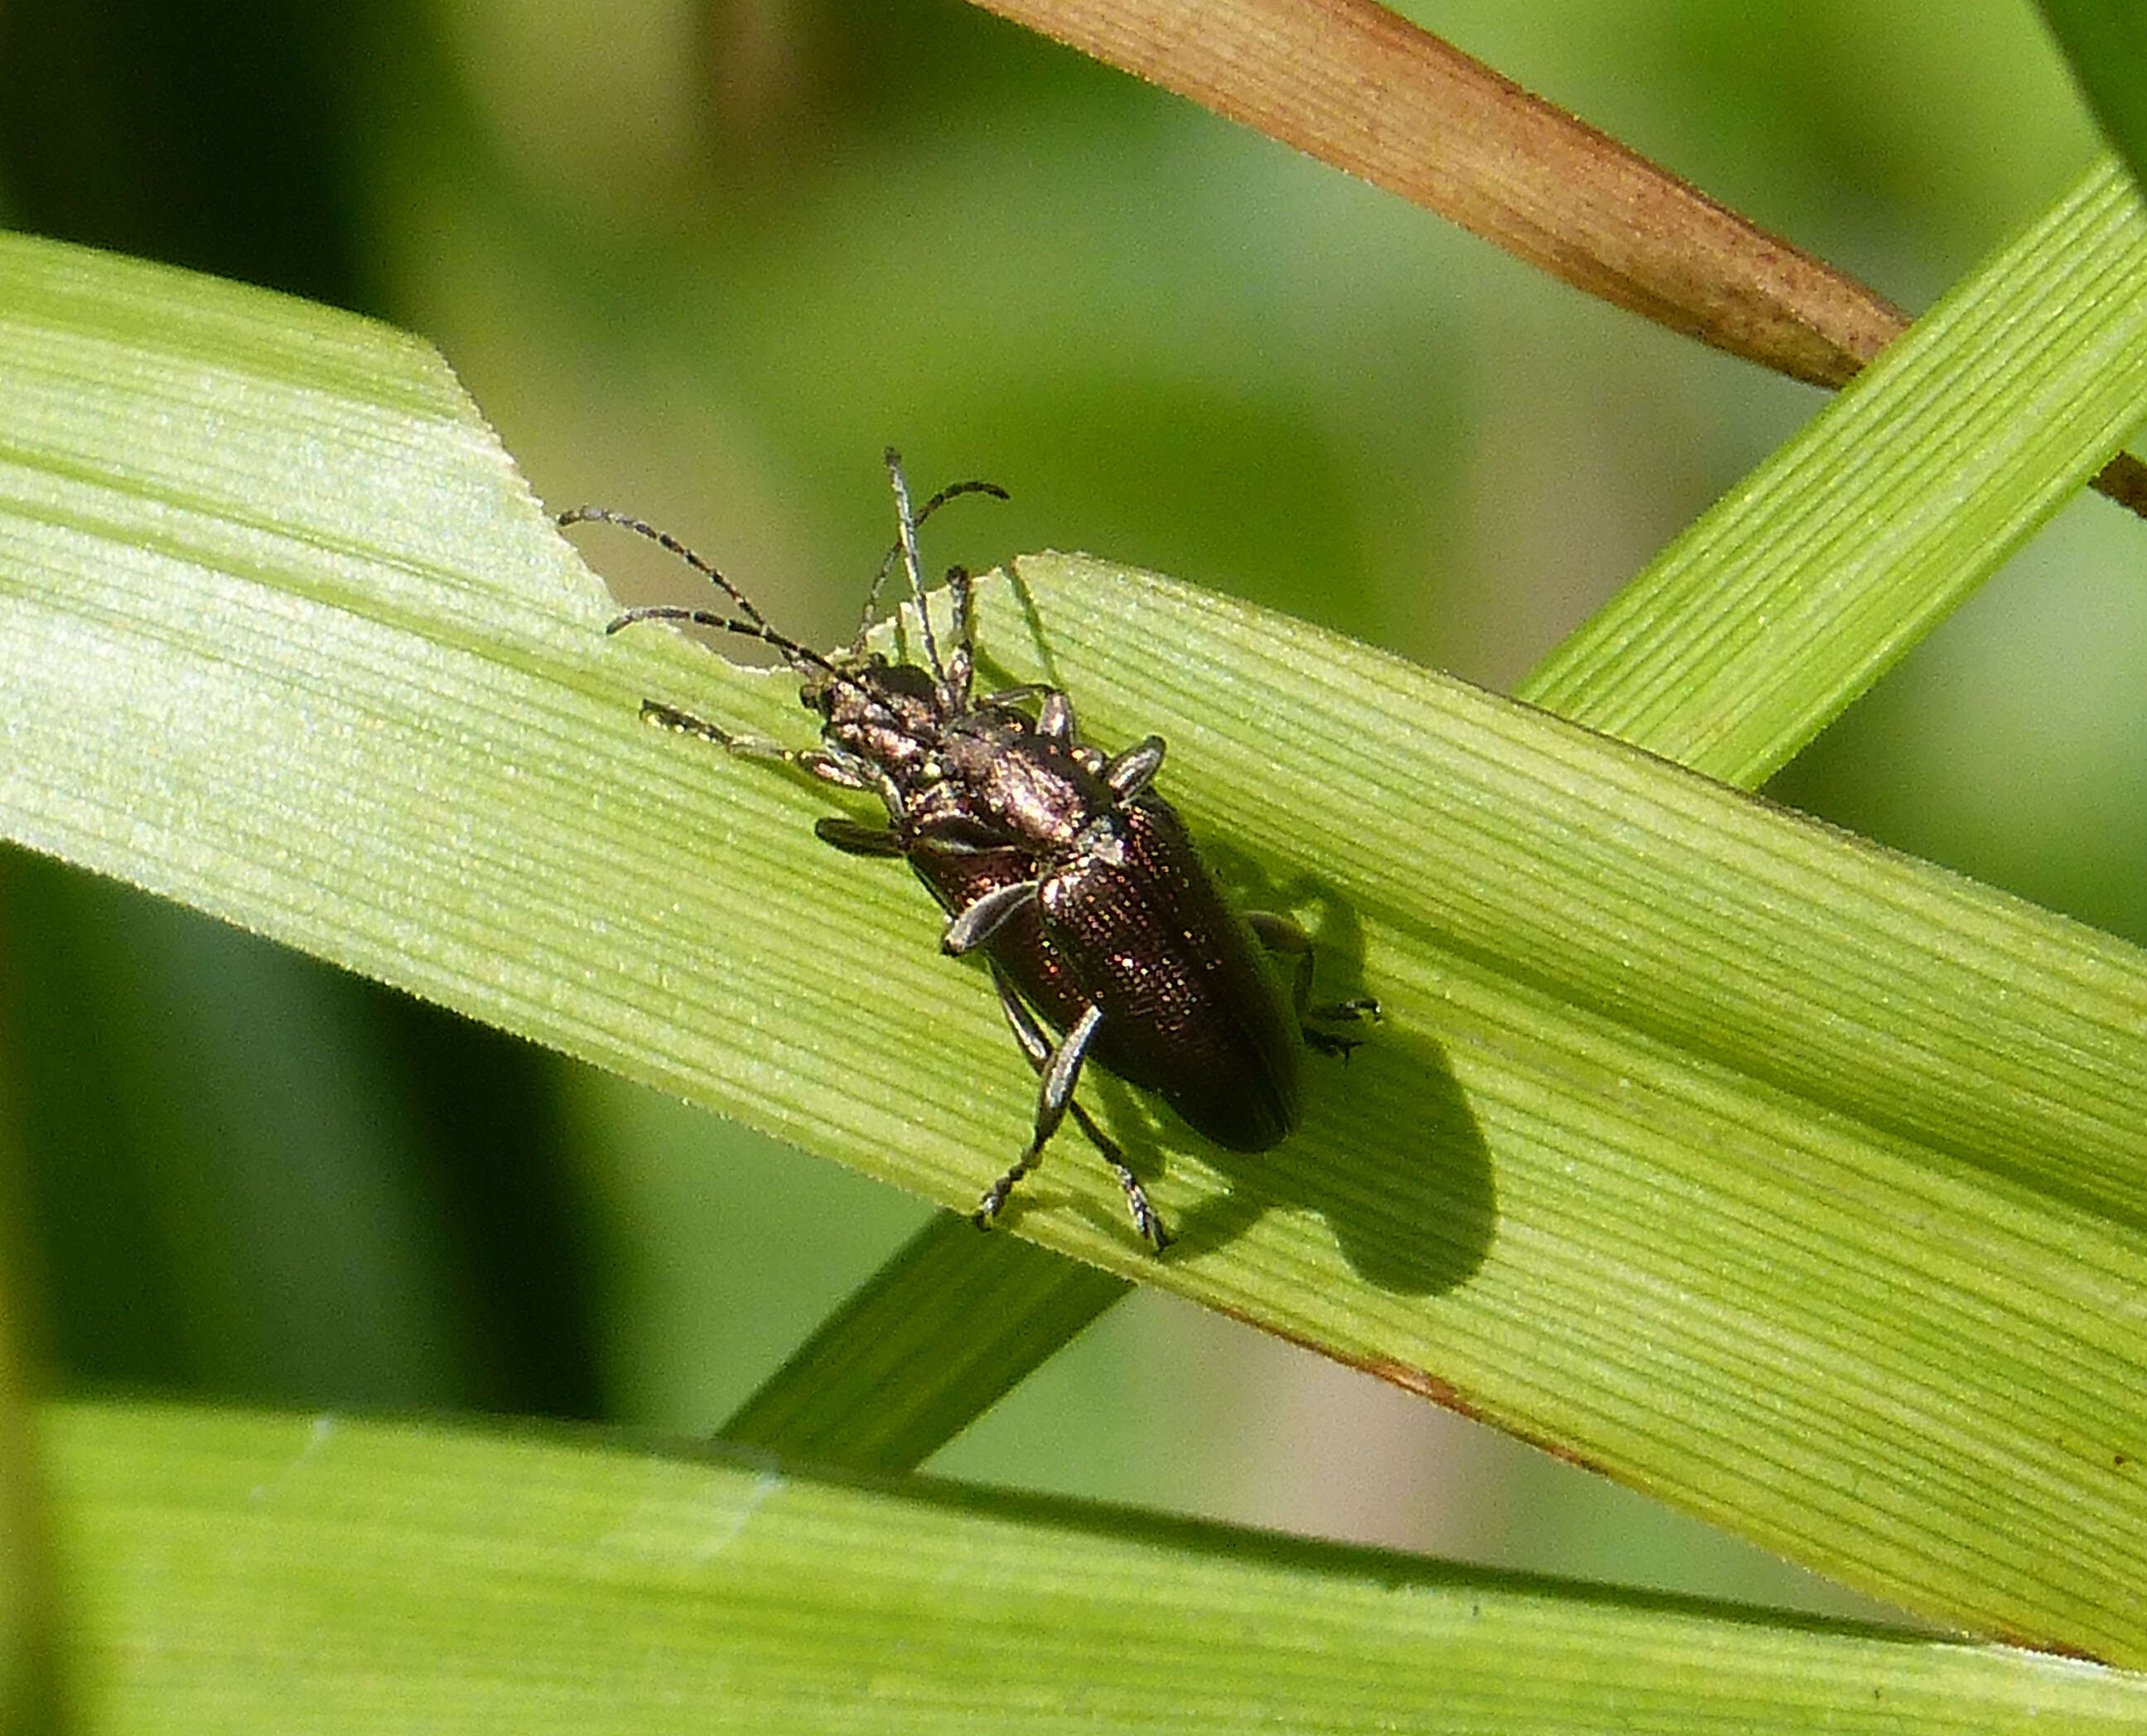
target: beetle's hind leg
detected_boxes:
[1245,911,1380,1056]
[975,972,1170,1251]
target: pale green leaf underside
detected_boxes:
[46,1402,2147,1734]
[3,229,2147,1664]
[718,1212,1131,1470]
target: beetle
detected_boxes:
[567,450,1369,1250]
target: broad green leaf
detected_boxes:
[4,229,2147,1660]
[733,152,2147,1478]
[46,1401,2147,1734]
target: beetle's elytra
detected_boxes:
[567,451,1370,1251]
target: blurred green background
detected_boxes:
[0,0,2134,1619]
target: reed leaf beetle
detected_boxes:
[567,451,1370,1251]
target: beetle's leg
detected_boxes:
[1102,735,1165,803]
[987,972,1159,1238]
[1298,1002,1382,1055]
[1035,689,1074,745]
[944,566,976,709]
[814,818,907,857]
[638,698,747,749]
[640,700,885,795]
[1245,910,1316,1010]
[974,992,1168,1250]
[941,879,1040,955]
[1246,911,1380,1055]
[972,683,1078,745]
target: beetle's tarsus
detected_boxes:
[1252,917,1379,1057]
[1303,995,1378,1062]
[972,1151,1039,1231]
[972,1142,1169,1250]
[1123,1178,1171,1251]
[639,699,734,745]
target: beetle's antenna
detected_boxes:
[557,506,770,629]
[601,603,842,681]
[568,490,969,714]
[564,504,869,688]
[882,448,945,689]
[858,475,1008,634]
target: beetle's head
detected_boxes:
[803,652,942,730]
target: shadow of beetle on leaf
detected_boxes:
[1061,841,1495,1295]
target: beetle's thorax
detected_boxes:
[934,726,1115,854]
[808,654,1119,857]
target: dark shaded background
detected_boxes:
[0,0,2132,1608]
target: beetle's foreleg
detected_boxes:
[639,700,885,794]
[1246,911,1379,1054]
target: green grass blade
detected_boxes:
[2035,4,2147,189]
[6,232,2147,1655]
[46,1401,2147,1734]
[719,1213,1128,1471]
[1519,154,2147,782]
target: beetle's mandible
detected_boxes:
[566,451,1371,1251]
